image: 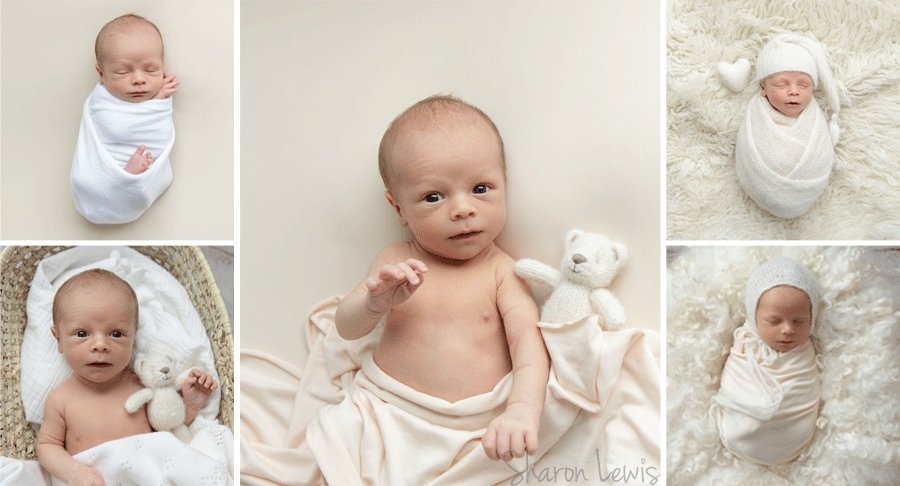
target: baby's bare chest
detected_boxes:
[63,386,152,453]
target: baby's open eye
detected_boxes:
[473,184,489,194]
[111,330,124,338]
[424,193,444,203]
[75,330,88,338]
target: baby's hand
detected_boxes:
[181,368,218,414]
[123,145,152,175]
[67,464,105,486]
[153,73,180,99]
[364,259,427,314]
[482,403,541,462]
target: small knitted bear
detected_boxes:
[515,229,627,328]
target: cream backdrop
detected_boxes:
[241,0,660,367]
[0,0,233,240]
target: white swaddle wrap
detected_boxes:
[735,95,834,219]
[712,257,821,465]
[71,83,174,224]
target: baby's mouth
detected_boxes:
[129,91,148,97]
[88,362,112,368]
[450,230,482,240]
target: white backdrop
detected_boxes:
[241,0,660,366]
[0,0,233,240]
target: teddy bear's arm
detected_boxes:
[590,288,626,329]
[124,388,154,413]
[515,259,561,289]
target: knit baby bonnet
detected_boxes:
[744,257,819,334]
[718,33,846,144]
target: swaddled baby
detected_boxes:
[712,257,821,465]
[726,33,846,219]
[71,14,180,224]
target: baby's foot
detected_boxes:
[124,145,153,174]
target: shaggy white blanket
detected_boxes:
[71,83,174,224]
[0,419,233,485]
[667,0,900,239]
[241,298,660,485]
[667,247,900,484]
[735,96,833,219]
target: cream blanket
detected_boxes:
[735,95,834,219]
[712,326,820,466]
[240,298,660,485]
[71,83,174,224]
[0,420,233,485]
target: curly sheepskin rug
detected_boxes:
[667,247,900,485]
[667,0,900,239]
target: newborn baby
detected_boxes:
[731,33,845,219]
[71,14,179,224]
[712,257,821,465]
[36,269,216,485]
[335,95,550,462]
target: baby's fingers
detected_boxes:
[482,427,499,461]
[525,428,539,456]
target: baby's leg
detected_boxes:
[124,145,153,175]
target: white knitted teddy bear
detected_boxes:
[125,354,192,443]
[515,229,628,328]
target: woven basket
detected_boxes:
[0,246,234,460]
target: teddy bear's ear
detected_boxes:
[613,242,629,267]
[566,229,584,246]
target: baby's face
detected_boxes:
[755,285,812,353]
[386,116,507,261]
[52,283,137,385]
[95,25,165,103]
[760,71,814,118]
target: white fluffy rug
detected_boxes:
[667,0,900,239]
[667,247,900,484]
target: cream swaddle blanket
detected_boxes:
[71,83,174,224]
[736,95,834,219]
[712,257,821,465]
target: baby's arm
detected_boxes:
[482,259,549,462]
[180,368,218,425]
[153,73,180,100]
[335,248,427,340]
[37,390,106,486]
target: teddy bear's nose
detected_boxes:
[572,253,587,265]
[160,367,170,374]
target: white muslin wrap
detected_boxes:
[735,95,834,219]
[71,83,174,224]
[712,327,820,465]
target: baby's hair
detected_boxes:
[52,268,139,328]
[378,95,506,191]
[95,14,164,65]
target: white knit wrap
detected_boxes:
[735,95,834,219]
[712,257,821,465]
[71,83,175,224]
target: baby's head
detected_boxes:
[51,269,139,384]
[94,14,166,103]
[378,95,507,261]
[744,257,819,353]
[754,33,835,119]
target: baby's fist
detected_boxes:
[364,259,427,313]
[482,403,541,462]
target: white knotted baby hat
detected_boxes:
[717,33,847,143]
[744,256,820,333]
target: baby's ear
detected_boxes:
[95,64,104,82]
[384,191,407,227]
[50,326,62,352]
